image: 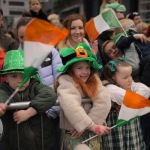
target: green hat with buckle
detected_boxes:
[56,43,102,73]
[0,50,24,75]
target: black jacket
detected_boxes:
[0,78,56,150]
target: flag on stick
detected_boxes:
[81,90,150,143]
[85,9,121,43]
[113,90,150,129]
[19,18,68,88]
[5,18,68,105]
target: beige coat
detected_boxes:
[57,74,111,132]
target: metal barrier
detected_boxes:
[7,98,92,110]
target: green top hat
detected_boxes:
[0,50,24,75]
[56,43,102,73]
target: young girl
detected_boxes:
[57,14,98,55]
[0,50,57,150]
[101,58,150,150]
[55,43,111,150]
[29,0,41,15]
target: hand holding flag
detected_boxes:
[82,90,150,143]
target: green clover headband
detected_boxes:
[109,57,126,72]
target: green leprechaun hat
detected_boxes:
[56,43,102,73]
[0,50,24,75]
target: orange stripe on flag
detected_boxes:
[123,90,150,109]
[24,18,68,45]
[85,18,100,43]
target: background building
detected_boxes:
[43,0,150,22]
[0,0,150,29]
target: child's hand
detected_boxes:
[13,110,30,124]
[13,107,37,124]
[0,103,7,117]
[70,129,84,137]
[91,40,98,55]
[133,34,148,43]
[88,124,111,135]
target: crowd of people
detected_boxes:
[0,0,150,150]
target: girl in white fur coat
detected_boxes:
[55,43,111,150]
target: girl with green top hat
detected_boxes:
[55,43,111,150]
[0,50,57,150]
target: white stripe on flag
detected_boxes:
[94,14,110,34]
[24,41,53,68]
[118,104,150,120]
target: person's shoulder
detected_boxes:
[29,78,41,87]
[56,40,67,51]
[59,74,72,81]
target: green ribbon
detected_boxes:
[109,61,118,72]
[118,57,127,61]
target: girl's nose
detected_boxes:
[128,76,132,83]
[112,48,117,53]
[76,28,80,33]
[18,77,22,83]
[83,69,88,73]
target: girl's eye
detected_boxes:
[79,26,83,29]
[70,27,75,30]
[77,67,81,69]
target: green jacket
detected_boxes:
[0,78,56,150]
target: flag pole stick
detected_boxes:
[82,123,121,144]
[82,134,98,144]
[5,87,19,105]
[111,124,118,129]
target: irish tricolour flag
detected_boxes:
[85,9,121,43]
[5,18,68,105]
[113,90,150,128]
[19,18,68,88]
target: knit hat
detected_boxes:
[127,12,140,20]
[105,3,126,13]
[0,50,24,75]
[116,4,126,12]
[56,43,102,73]
[74,144,91,150]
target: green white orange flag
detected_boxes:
[18,18,68,88]
[113,90,150,128]
[5,18,68,105]
[85,9,121,43]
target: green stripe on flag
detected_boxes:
[19,67,37,89]
[102,9,121,28]
[113,116,140,129]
